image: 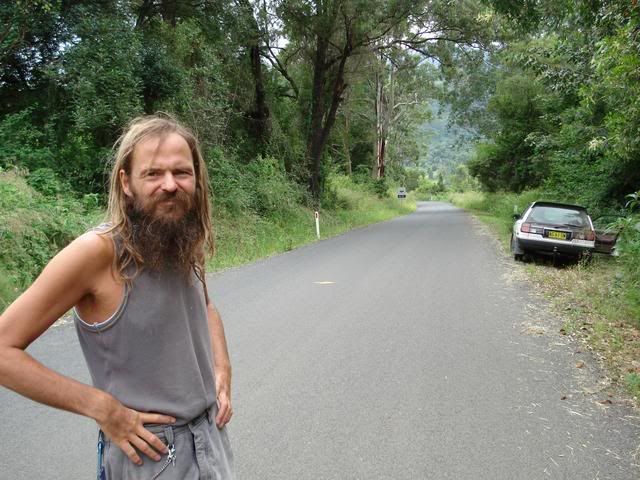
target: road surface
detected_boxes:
[1,201,638,479]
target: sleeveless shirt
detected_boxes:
[73,229,217,425]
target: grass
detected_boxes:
[450,190,640,405]
[448,190,546,247]
[0,170,102,309]
[210,176,415,270]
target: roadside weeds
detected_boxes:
[525,257,640,409]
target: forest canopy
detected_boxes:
[1,0,638,212]
[457,0,640,210]
[0,0,504,205]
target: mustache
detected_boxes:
[148,190,193,209]
[124,189,195,223]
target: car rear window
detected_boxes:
[526,206,589,227]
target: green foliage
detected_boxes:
[448,164,479,193]
[449,189,545,238]
[64,13,144,141]
[163,19,230,146]
[614,192,640,324]
[26,168,69,197]
[0,109,54,171]
[464,3,640,213]
[468,73,547,192]
[625,373,640,399]
[208,149,305,216]
[0,170,101,309]
[414,175,445,200]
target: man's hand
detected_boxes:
[215,368,233,428]
[206,301,233,429]
[99,397,176,465]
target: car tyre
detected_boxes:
[580,251,593,265]
[510,234,524,261]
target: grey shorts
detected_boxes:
[102,406,234,480]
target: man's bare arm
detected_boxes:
[0,232,174,465]
[206,301,233,428]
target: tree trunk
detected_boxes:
[249,42,270,153]
[307,52,349,202]
[343,110,352,176]
[306,35,330,202]
[373,69,386,179]
[239,0,270,154]
[306,4,351,203]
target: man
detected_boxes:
[0,114,234,479]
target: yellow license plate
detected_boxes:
[548,230,567,240]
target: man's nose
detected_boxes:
[161,172,178,192]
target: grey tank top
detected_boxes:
[74,233,216,425]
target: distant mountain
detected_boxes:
[419,102,475,177]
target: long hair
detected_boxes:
[105,114,215,284]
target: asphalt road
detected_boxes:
[1,201,638,479]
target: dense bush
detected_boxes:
[0,170,102,309]
[617,192,640,324]
[0,110,55,172]
[208,150,306,216]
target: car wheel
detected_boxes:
[580,251,593,265]
[510,235,524,261]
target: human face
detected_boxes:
[120,132,196,221]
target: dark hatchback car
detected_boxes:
[511,202,596,261]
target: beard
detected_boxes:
[126,190,202,276]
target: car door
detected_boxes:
[592,215,623,254]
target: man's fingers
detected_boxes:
[119,441,143,466]
[137,427,169,455]
[221,403,233,426]
[130,435,162,462]
[139,412,176,425]
[215,399,233,428]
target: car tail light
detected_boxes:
[521,223,531,233]
[574,230,596,241]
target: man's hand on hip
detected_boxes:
[215,369,233,428]
[99,396,176,465]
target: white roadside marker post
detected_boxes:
[315,211,320,239]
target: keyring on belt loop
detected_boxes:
[97,430,106,480]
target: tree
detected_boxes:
[370,50,434,179]
[266,0,499,202]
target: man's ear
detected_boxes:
[119,169,133,197]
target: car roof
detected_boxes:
[530,201,588,212]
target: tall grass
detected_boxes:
[448,190,546,245]
[210,175,415,270]
[0,170,103,309]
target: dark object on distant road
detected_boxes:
[510,202,597,263]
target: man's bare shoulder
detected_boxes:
[0,229,118,347]
[27,229,118,293]
[60,229,116,269]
